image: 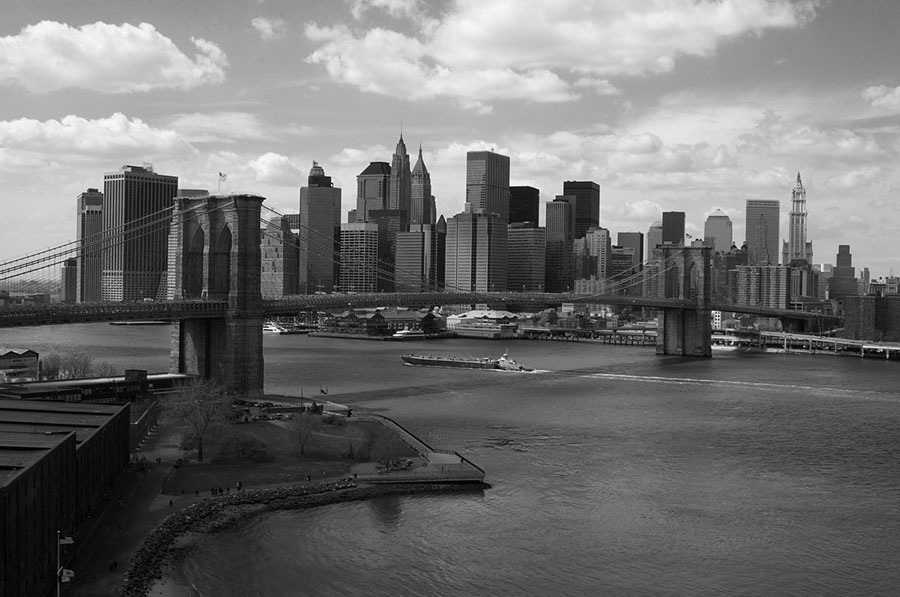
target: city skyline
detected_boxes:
[2,1,899,276]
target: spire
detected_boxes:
[796,171,803,187]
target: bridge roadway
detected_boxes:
[0,292,831,328]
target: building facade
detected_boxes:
[388,135,412,229]
[356,162,390,222]
[661,211,685,246]
[260,215,299,298]
[829,244,858,300]
[410,145,433,227]
[703,209,733,253]
[339,223,379,293]
[445,210,507,292]
[395,222,446,292]
[507,223,546,292]
[509,186,540,226]
[745,199,780,266]
[545,198,574,292]
[466,150,510,221]
[299,162,341,293]
[75,188,103,303]
[101,165,178,301]
[562,180,600,239]
[785,172,812,264]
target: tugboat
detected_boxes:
[496,351,533,371]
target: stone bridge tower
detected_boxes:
[656,246,712,357]
[169,194,265,396]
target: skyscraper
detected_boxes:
[661,211,685,246]
[829,244,858,300]
[466,150,510,221]
[703,209,733,253]
[340,222,379,293]
[745,199,780,266]
[445,210,507,292]
[562,180,600,238]
[388,135,412,229]
[410,145,433,226]
[545,198,574,292]
[617,232,644,270]
[356,162,390,222]
[298,162,341,294]
[75,188,103,303]
[101,165,177,301]
[395,223,445,292]
[507,223,546,292]
[509,186,540,226]
[646,221,663,255]
[786,172,812,264]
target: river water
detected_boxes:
[4,323,900,595]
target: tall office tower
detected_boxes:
[745,199,780,266]
[395,223,445,292]
[261,215,299,298]
[340,222,379,293]
[445,210,508,292]
[735,265,790,309]
[388,135,412,229]
[617,232,644,270]
[410,145,433,226]
[785,172,812,264]
[356,162,390,222]
[509,186,540,225]
[62,258,78,303]
[545,198,574,292]
[829,245,858,300]
[646,220,663,255]
[466,150,510,221]
[609,246,637,291]
[367,208,405,292]
[703,209,733,253]
[583,226,611,280]
[661,211,685,246]
[75,188,103,302]
[507,222,546,292]
[299,162,341,294]
[101,165,177,301]
[562,180,600,238]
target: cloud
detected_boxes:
[861,85,900,110]
[251,17,288,41]
[825,167,885,190]
[166,112,271,143]
[0,113,193,158]
[305,0,816,111]
[247,152,304,185]
[0,21,227,93]
[350,0,422,20]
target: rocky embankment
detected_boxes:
[119,479,490,596]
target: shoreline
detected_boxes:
[121,479,490,597]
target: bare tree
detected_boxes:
[162,380,232,462]
[288,410,322,456]
[368,424,399,467]
[39,350,117,379]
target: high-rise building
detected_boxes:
[785,172,812,265]
[545,198,574,292]
[703,209,733,253]
[829,245,858,300]
[562,180,600,238]
[745,199,780,266]
[643,221,664,298]
[62,258,77,303]
[735,265,790,309]
[101,165,177,301]
[340,222,379,293]
[395,223,446,292]
[445,210,507,292]
[609,246,637,292]
[466,150,510,221]
[507,223,546,292]
[356,162,390,222]
[575,226,611,280]
[299,162,341,294]
[75,188,103,303]
[261,215,299,298]
[646,221,663,255]
[367,209,405,292]
[509,186,540,226]
[410,145,433,226]
[661,211,685,246]
[388,135,412,229]
[617,232,644,270]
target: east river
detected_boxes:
[4,323,900,595]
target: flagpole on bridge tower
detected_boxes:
[218,172,226,193]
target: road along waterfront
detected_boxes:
[4,323,900,595]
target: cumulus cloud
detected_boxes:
[350,0,422,20]
[0,21,227,93]
[251,17,288,41]
[861,85,900,110]
[0,113,193,156]
[305,0,816,111]
[247,152,304,184]
[825,166,885,190]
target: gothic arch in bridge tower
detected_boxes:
[655,246,712,357]
[170,194,265,397]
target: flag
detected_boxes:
[58,536,74,545]
[320,387,327,395]
[218,172,227,182]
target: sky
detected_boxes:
[1,0,899,278]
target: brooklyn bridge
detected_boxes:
[1,194,838,396]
